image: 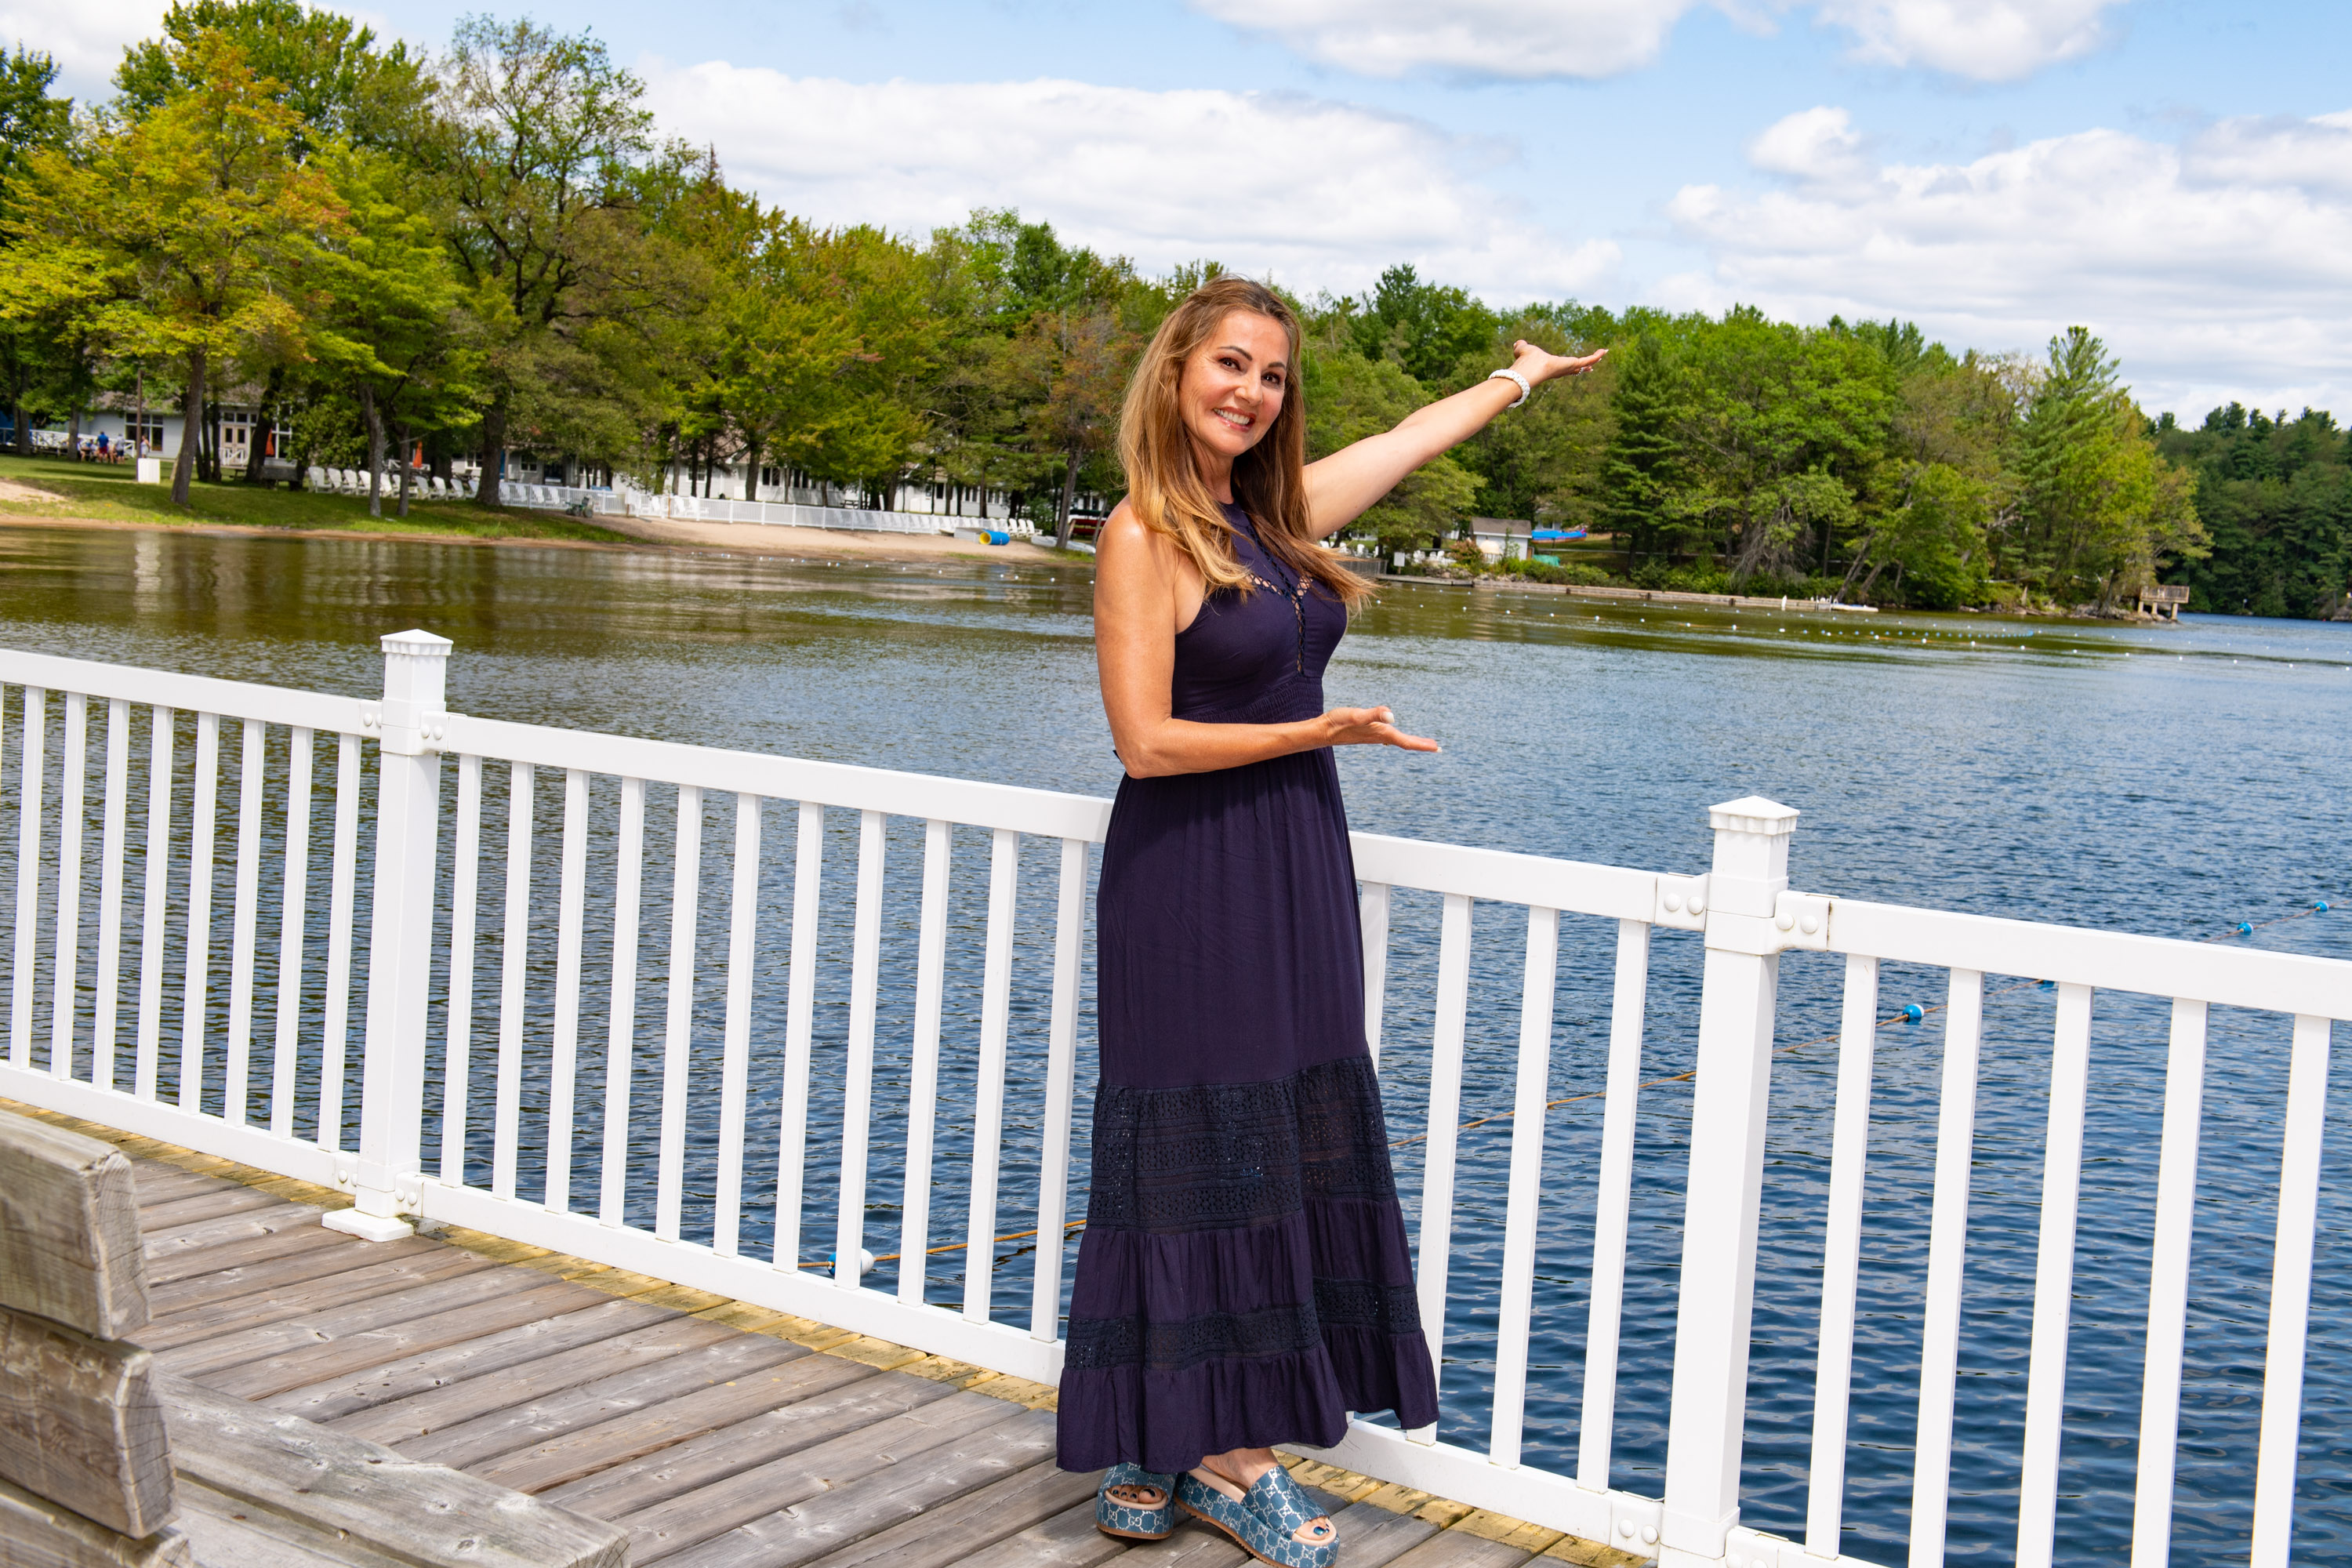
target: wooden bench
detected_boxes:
[0,1111,627,1568]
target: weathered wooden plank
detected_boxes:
[1109,1519,1244,1568]
[155,1265,566,1377]
[128,1168,236,1210]
[648,1405,1058,1568]
[264,1295,672,1424]
[537,1365,942,1519]
[0,1109,150,1338]
[944,1499,1131,1568]
[612,1388,1025,1564]
[0,1306,174,1537]
[470,1346,868,1494]
[1381,1530,1538,1568]
[797,1456,1102,1568]
[135,1187,285,1233]
[160,1374,626,1568]
[138,1245,492,1351]
[142,1202,321,1263]
[332,1313,737,1446]
[0,1473,192,1568]
[397,1331,804,1472]
[141,1215,337,1287]
[175,1475,413,1568]
[194,1280,610,1399]
[1313,1501,1441,1566]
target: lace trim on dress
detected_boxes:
[1086,1056,1398,1234]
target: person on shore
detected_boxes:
[1064,275,1602,1565]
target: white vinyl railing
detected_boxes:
[0,633,2343,1567]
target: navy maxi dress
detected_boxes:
[1058,504,1440,1478]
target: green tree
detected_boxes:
[1598,332,1689,564]
[2161,406,2352,617]
[0,45,73,456]
[1346,263,1499,388]
[317,144,477,515]
[3,35,348,503]
[114,0,431,153]
[426,16,668,505]
[1301,332,1479,557]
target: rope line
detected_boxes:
[798,898,2333,1270]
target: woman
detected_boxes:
[1060,275,1602,1566]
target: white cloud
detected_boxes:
[0,0,166,101]
[641,63,1618,303]
[1813,1,2123,81]
[1187,0,1703,81]
[1663,107,2352,416]
[1189,0,2129,82]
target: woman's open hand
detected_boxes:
[1324,706,1440,753]
[1511,339,1607,387]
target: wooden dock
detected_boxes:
[14,1102,1628,1568]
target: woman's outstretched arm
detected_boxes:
[1301,340,1605,539]
[1094,506,1439,778]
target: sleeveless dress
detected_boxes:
[1057,503,1439,1476]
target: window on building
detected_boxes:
[761,466,782,489]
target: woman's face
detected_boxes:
[1178,310,1290,467]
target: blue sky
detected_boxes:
[21,1,2352,416]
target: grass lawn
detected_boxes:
[0,453,634,545]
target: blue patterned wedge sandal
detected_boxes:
[1174,1468,1339,1568]
[1095,1464,1177,1541]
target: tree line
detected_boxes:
[2,3,2344,614]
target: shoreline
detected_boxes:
[0,509,1087,568]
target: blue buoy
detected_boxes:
[1901,1004,1925,1024]
[2037,979,2056,992]
[2316,901,2331,913]
[2238,921,2255,936]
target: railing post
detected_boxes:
[328,630,450,1241]
[1660,795,1798,1565]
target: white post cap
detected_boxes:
[1708,797,1799,837]
[379,629,453,656]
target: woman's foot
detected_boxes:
[1096,1464,1177,1541]
[1190,1449,1336,1548]
[1107,1480,1166,1508]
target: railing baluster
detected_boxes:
[439,754,481,1180]
[1030,836,1088,1340]
[2017,982,2096,1566]
[715,792,762,1256]
[832,808,885,1282]
[318,731,361,1149]
[492,760,534,1201]
[600,775,644,1226]
[771,800,821,1268]
[135,706,173,1101]
[222,719,264,1122]
[270,729,311,1136]
[655,784,700,1241]
[1909,967,1984,1568]
[544,768,590,1215]
[964,827,1019,1325]
[2129,996,2207,1568]
[49,692,85,1080]
[1359,880,1391,1070]
[1806,952,1880,1557]
[11,686,45,1070]
[898,818,950,1306]
[1489,904,1559,1466]
[2249,1013,2332,1568]
[93,699,129,1092]
[1410,891,1474,1439]
[1579,916,1650,1492]
[179,712,219,1112]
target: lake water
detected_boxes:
[1,523,2346,1565]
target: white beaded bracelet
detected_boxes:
[1486,367,1530,408]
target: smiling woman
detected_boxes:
[1062,275,1599,1559]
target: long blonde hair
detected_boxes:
[1118,278,1372,607]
